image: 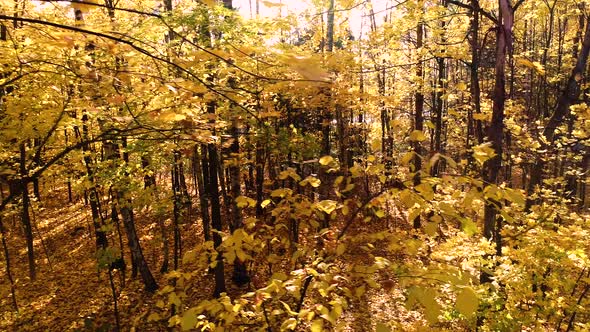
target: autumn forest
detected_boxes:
[0,0,588,330]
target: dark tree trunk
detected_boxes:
[255,135,265,219]
[0,214,18,311]
[469,0,484,146]
[228,118,249,286]
[413,18,424,230]
[19,143,35,280]
[116,139,157,292]
[116,193,158,292]
[208,138,226,297]
[194,145,211,242]
[171,151,184,271]
[481,0,513,283]
[526,15,590,210]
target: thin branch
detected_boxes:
[446,0,497,23]
[42,0,161,17]
[0,15,261,121]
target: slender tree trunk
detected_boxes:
[229,118,249,285]
[116,139,157,292]
[116,192,158,292]
[469,0,483,146]
[171,151,183,271]
[194,145,211,242]
[0,214,18,311]
[255,134,265,219]
[413,15,424,230]
[19,143,35,280]
[526,15,590,210]
[317,0,336,229]
[481,0,513,283]
[32,138,41,201]
[208,135,226,297]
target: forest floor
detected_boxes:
[0,185,449,331]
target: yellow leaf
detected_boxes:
[376,323,391,332]
[455,287,478,318]
[299,175,321,187]
[473,113,487,121]
[516,58,545,75]
[319,155,334,166]
[409,130,427,142]
[280,317,297,330]
[401,152,415,166]
[280,54,330,81]
[316,200,338,214]
[271,188,292,198]
[355,285,366,298]
[262,0,286,7]
[159,111,186,122]
[147,312,161,322]
[310,319,324,332]
[180,310,197,331]
[342,204,349,215]
[336,243,346,256]
[71,0,99,13]
[415,183,434,201]
[182,250,197,264]
[424,222,437,236]
[504,188,525,207]
[472,142,496,165]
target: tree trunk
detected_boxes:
[481,0,513,283]
[526,15,590,210]
[469,0,484,146]
[117,139,157,292]
[116,193,158,292]
[19,143,35,280]
[208,137,226,297]
[0,214,18,311]
[413,16,424,230]
[194,145,211,242]
[229,118,249,285]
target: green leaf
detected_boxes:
[455,287,478,318]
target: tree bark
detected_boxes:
[194,145,211,242]
[481,0,513,283]
[19,143,35,280]
[413,15,424,230]
[526,15,590,210]
[229,118,249,285]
